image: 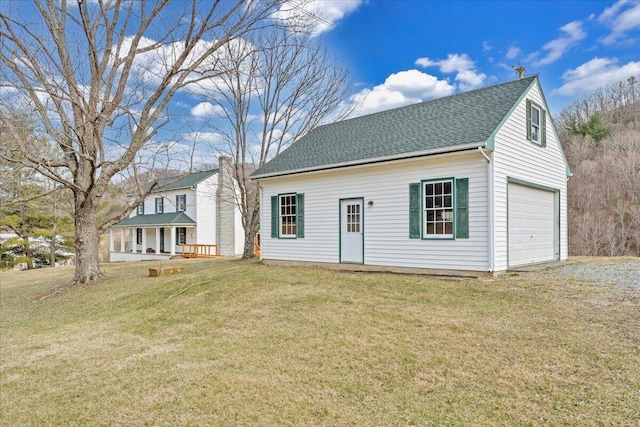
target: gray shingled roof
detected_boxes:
[113,212,196,227]
[146,169,218,193]
[251,76,537,179]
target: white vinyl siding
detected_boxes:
[492,81,568,271]
[261,152,489,272]
[195,174,218,246]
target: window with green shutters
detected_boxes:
[271,193,305,239]
[409,178,469,239]
[526,99,546,147]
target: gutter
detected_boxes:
[251,142,487,180]
[478,145,494,273]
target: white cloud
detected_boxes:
[554,57,640,95]
[505,46,520,60]
[274,0,364,36]
[190,102,225,118]
[482,41,493,52]
[534,20,587,66]
[415,53,487,91]
[348,69,455,117]
[598,0,640,45]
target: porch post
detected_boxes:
[155,228,160,253]
[120,229,125,252]
[109,229,114,252]
[141,228,147,253]
[131,228,137,253]
[169,226,176,256]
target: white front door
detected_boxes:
[341,199,363,263]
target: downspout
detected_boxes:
[478,146,494,273]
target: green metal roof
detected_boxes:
[251,76,537,179]
[146,169,218,193]
[113,212,196,227]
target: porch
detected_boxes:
[109,212,202,263]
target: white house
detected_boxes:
[251,76,570,276]
[109,157,244,261]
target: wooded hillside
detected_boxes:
[557,76,640,256]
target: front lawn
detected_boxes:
[1,259,638,426]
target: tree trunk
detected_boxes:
[50,238,56,267]
[242,231,256,259]
[21,216,33,270]
[241,208,259,259]
[72,198,104,285]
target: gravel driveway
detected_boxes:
[551,260,640,288]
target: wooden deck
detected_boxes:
[181,244,221,259]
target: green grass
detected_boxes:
[1,259,638,426]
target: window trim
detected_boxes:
[155,197,164,214]
[530,104,541,143]
[271,193,304,239]
[278,193,298,239]
[527,99,546,147]
[176,194,186,212]
[421,177,455,240]
[137,204,144,215]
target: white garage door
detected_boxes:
[508,183,557,268]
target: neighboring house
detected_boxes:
[109,157,244,261]
[251,76,570,276]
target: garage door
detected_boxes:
[508,183,557,268]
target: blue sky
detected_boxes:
[2,0,639,172]
[296,0,640,115]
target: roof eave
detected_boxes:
[112,221,196,228]
[251,142,486,180]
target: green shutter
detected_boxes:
[455,178,469,239]
[409,183,420,239]
[526,99,532,141]
[271,195,278,238]
[296,193,304,238]
[541,109,547,147]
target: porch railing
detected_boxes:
[182,244,219,258]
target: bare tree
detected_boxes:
[558,76,640,257]
[0,0,279,284]
[196,26,354,257]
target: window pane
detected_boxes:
[426,223,435,234]
[426,184,433,196]
[435,182,442,194]
[444,181,451,194]
[445,222,453,234]
[444,195,452,207]
[425,197,432,208]
[532,107,539,125]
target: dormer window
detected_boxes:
[137,204,144,215]
[526,99,546,146]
